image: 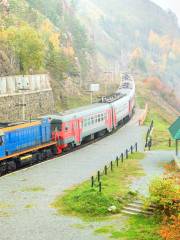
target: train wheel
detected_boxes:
[0,163,6,176]
[7,160,16,173]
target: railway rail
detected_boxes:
[0,116,132,178]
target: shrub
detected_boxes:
[148,177,180,216]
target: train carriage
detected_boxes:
[48,103,113,154]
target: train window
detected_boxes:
[101,113,104,121]
[51,121,62,132]
[84,119,87,127]
[91,117,94,124]
[98,114,101,122]
[96,115,98,123]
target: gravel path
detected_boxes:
[130,150,174,196]
[0,118,146,240]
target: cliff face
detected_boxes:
[0,50,14,76]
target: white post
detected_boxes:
[22,92,25,121]
[90,91,93,104]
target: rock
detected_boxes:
[108,205,117,213]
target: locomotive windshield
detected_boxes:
[51,120,62,132]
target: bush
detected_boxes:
[148,177,180,216]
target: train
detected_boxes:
[0,73,135,176]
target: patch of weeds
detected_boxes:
[21,186,45,192]
[0,211,11,217]
[25,204,36,209]
[94,225,114,235]
[0,202,11,209]
[52,153,145,219]
[71,223,87,229]
[110,215,162,240]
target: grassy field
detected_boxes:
[94,215,162,240]
[136,83,176,150]
[52,152,145,219]
[145,110,175,150]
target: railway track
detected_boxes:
[0,116,132,178]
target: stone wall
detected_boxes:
[0,74,55,122]
[0,90,55,121]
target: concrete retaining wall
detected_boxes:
[0,74,55,121]
[0,74,51,94]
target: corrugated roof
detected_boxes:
[169,116,180,140]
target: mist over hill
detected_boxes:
[75,0,180,96]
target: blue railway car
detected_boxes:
[0,119,55,175]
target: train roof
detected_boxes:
[46,103,109,122]
[0,121,42,132]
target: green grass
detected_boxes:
[0,211,11,217]
[94,215,162,240]
[0,202,11,209]
[21,186,45,192]
[145,110,175,150]
[110,215,162,239]
[52,152,145,219]
[94,225,114,234]
[0,202,12,218]
[25,204,36,209]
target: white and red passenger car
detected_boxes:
[48,74,135,154]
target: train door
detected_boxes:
[73,118,82,145]
[112,108,117,129]
[106,108,113,132]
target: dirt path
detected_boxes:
[130,150,174,196]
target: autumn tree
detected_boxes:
[7,24,45,73]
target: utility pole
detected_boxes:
[16,77,30,121]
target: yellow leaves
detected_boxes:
[149,30,160,46]
[63,46,75,57]
[172,39,180,56]
[40,20,54,34]
[40,20,61,51]
[49,32,60,51]
[149,31,172,51]
[0,29,8,41]
[131,47,142,60]
[160,35,171,50]
[149,30,180,60]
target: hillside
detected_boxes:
[0,0,179,114]
[0,0,97,110]
[75,0,180,97]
